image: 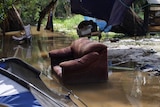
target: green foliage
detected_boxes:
[133,0,148,19]
[55,0,66,17]
[19,0,48,25]
[0,0,14,23]
[0,4,5,23]
[55,0,71,18]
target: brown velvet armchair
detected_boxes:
[49,38,108,84]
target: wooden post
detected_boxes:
[37,0,58,31]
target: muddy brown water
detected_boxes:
[1,27,160,107]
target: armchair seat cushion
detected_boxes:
[49,38,108,84]
[60,52,99,71]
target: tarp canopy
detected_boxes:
[70,0,135,29]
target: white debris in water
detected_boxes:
[103,38,160,69]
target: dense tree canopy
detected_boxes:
[0,0,70,26]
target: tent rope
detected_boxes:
[119,0,131,8]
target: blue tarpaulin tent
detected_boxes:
[71,0,135,32]
[84,16,111,32]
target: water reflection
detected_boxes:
[122,71,160,107]
[0,33,74,71]
[1,31,160,107]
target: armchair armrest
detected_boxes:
[49,46,73,66]
[49,46,73,58]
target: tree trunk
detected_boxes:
[37,0,58,31]
[0,5,24,32]
[45,9,54,32]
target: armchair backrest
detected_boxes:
[71,38,107,58]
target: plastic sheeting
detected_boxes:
[0,74,41,107]
[0,57,78,107]
[71,0,134,30]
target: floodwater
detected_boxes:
[1,27,160,107]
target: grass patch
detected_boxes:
[54,15,84,38]
[53,15,125,40]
